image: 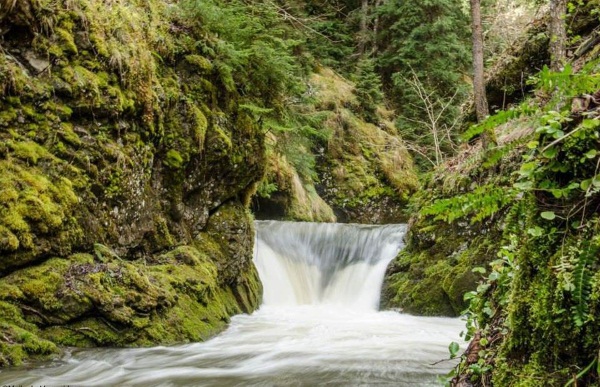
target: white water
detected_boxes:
[254,221,406,309]
[0,221,463,386]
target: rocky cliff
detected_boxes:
[0,0,264,366]
[253,67,418,224]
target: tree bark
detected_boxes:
[471,0,495,148]
[470,0,488,123]
[371,0,383,54]
[358,0,370,56]
[549,0,567,71]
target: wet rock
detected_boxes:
[23,50,49,74]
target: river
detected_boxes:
[0,221,463,386]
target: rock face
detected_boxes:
[381,167,511,317]
[253,68,418,224]
[0,0,263,366]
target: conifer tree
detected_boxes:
[355,58,384,123]
[375,0,471,167]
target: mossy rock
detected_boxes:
[0,233,261,358]
[0,161,81,274]
[0,301,58,367]
[0,0,269,367]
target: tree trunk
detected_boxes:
[358,0,370,56]
[470,0,488,123]
[470,0,495,148]
[549,0,567,71]
[371,0,383,54]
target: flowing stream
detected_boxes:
[0,221,463,386]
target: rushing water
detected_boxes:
[0,221,463,386]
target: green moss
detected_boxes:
[190,105,208,151]
[38,242,260,348]
[0,161,80,271]
[0,108,18,126]
[185,55,214,73]
[58,123,81,146]
[7,140,51,164]
[0,301,58,366]
[42,101,73,120]
[148,216,176,251]
[164,149,184,169]
[208,124,233,153]
[54,28,78,55]
[0,226,20,251]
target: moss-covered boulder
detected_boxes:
[0,0,265,366]
[382,221,498,316]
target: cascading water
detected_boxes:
[254,221,406,309]
[0,221,463,386]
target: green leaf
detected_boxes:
[526,141,539,149]
[542,147,558,158]
[585,149,597,159]
[527,227,544,237]
[581,179,592,190]
[449,342,460,359]
[581,118,600,129]
[541,211,556,220]
[514,181,533,190]
[483,306,493,316]
[472,267,486,274]
[464,291,477,301]
[520,162,537,171]
[550,189,563,198]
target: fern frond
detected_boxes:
[572,243,596,327]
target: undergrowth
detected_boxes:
[445,60,600,386]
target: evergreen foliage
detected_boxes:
[376,0,471,168]
[181,0,306,109]
[354,58,384,123]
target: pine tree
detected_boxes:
[355,58,384,123]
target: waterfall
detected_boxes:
[1,221,465,386]
[254,221,407,310]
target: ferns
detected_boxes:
[556,242,597,327]
[572,243,597,327]
[420,184,512,223]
